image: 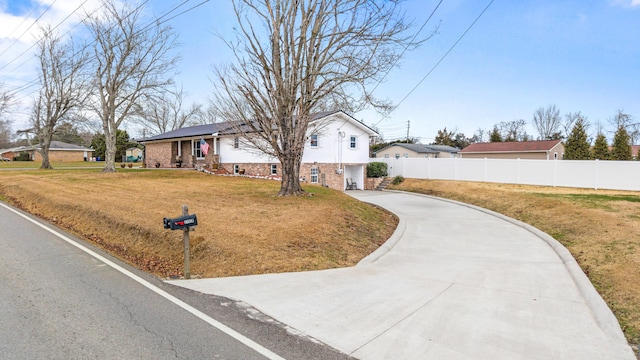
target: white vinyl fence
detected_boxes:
[371,157,640,192]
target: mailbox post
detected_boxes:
[181,205,191,279]
[163,205,197,279]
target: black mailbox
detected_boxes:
[163,214,197,230]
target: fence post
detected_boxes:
[594,159,599,190]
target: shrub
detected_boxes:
[392,175,404,185]
[14,153,32,161]
[367,162,388,178]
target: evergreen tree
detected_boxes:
[489,126,502,142]
[91,129,136,161]
[433,127,455,147]
[564,117,590,160]
[611,125,632,160]
[591,133,610,160]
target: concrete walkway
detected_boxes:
[168,190,634,359]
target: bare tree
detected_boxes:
[30,26,90,169]
[473,127,487,143]
[0,83,16,149]
[213,0,420,196]
[498,119,528,142]
[609,110,638,145]
[84,0,178,172]
[532,105,561,140]
[138,86,203,135]
[562,112,581,139]
[0,83,15,119]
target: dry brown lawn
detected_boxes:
[389,178,640,344]
[0,169,397,279]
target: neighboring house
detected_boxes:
[125,147,144,161]
[0,141,94,161]
[459,139,564,160]
[374,143,459,159]
[140,110,378,191]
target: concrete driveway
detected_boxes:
[168,190,634,359]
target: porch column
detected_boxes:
[213,137,217,155]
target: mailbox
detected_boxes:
[163,214,197,230]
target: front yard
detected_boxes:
[0,169,397,278]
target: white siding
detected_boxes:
[219,112,375,165]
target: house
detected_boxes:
[140,110,378,191]
[459,139,564,160]
[374,143,459,159]
[125,147,144,162]
[0,141,94,161]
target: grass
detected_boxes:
[0,160,111,169]
[388,178,640,344]
[0,168,397,280]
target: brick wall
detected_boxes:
[145,142,172,168]
[365,177,385,190]
[32,150,91,162]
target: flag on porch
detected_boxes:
[200,138,210,155]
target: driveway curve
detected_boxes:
[169,190,634,359]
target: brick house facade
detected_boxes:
[1,141,93,162]
[141,111,377,191]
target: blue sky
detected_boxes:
[1,0,639,143]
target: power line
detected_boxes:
[0,0,151,91]
[394,0,494,111]
[370,0,443,94]
[0,0,91,74]
[372,0,495,129]
[0,0,42,47]
[0,0,57,58]
[3,0,211,103]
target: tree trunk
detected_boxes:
[278,154,305,196]
[38,132,53,170]
[39,148,52,169]
[103,130,117,172]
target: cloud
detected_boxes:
[611,0,640,7]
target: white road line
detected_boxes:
[0,202,286,360]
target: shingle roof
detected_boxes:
[374,143,459,155]
[1,141,92,153]
[48,141,93,150]
[140,122,234,142]
[140,110,376,142]
[460,139,562,153]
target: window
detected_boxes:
[310,134,318,147]
[403,153,408,158]
[349,135,357,149]
[554,152,558,160]
[233,164,239,174]
[192,140,204,159]
[384,154,389,158]
[310,167,318,183]
[233,137,239,149]
[270,164,277,175]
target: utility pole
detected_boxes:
[406,120,410,142]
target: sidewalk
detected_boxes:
[168,190,634,359]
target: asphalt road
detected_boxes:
[0,202,351,360]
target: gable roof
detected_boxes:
[140,122,235,142]
[374,143,459,155]
[1,141,92,154]
[48,141,93,151]
[460,139,562,153]
[139,110,377,143]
